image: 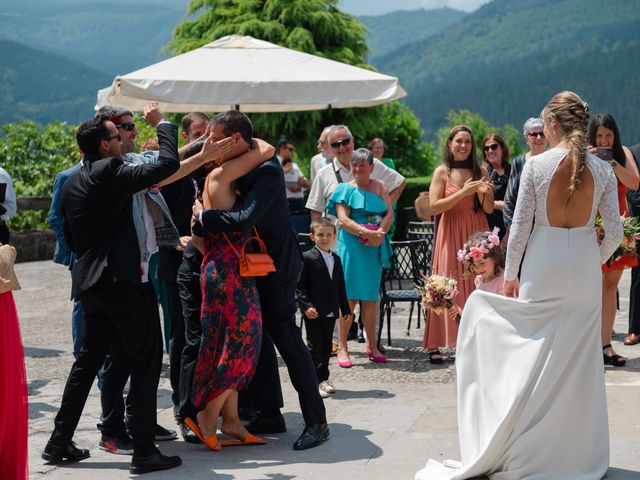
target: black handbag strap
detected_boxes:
[333,162,344,184]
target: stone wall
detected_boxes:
[11,230,56,263]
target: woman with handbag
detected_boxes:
[185,120,275,451]
[327,148,394,366]
[424,125,494,364]
[0,244,27,479]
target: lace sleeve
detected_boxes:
[598,167,623,264]
[504,160,536,281]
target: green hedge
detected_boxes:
[398,176,431,209]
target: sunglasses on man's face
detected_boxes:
[528,131,545,139]
[330,137,352,149]
[116,122,136,131]
[103,133,122,142]
[483,143,500,152]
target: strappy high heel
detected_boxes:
[603,344,625,367]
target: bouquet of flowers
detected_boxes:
[416,273,461,323]
[594,215,640,266]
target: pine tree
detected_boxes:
[168,0,430,175]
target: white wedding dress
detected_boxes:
[416,148,622,480]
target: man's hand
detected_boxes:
[305,307,319,319]
[143,102,165,127]
[174,235,190,251]
[192,199,204,223]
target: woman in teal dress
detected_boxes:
[327,148,393,365]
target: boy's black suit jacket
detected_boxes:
[297,246,350,319]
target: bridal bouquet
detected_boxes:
[594,215,640,266]
[416,273,461,323]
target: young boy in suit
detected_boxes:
[297,218,351,398]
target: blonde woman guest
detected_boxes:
[425,125,494,363]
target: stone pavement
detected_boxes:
[15,261,640,479]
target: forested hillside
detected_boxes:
[0,40,110,125]
[0,0,189,76]
[374,0,640,141]
[360,8,465,60]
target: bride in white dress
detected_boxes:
[416,91,623,480]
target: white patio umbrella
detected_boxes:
[96,35,407,113]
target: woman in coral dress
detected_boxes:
[0,244,27,479]
[424,125,494,363]
[588,113,640,367]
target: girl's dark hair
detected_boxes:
[443,125,482,181]
[482,133,510,169]
[587,113,626,167]
[463,231,505,277]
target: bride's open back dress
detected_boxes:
[416,148,622,479]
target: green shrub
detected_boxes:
[398,176,431,209]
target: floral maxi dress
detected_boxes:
[192,228,262,408]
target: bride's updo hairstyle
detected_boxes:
[541,91,590,195]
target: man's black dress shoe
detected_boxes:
[245,413,287,434]
[41,440,90,464]
[238,406,260,421]
[179,422,201,444]
[292,423,329,450]
[129,451,182,474]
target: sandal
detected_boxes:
[428,349,443,365]
[603,344,626,367]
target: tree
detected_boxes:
[168,0,431,175]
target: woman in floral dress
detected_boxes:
[186,117,274,450]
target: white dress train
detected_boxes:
[416,149,622,480]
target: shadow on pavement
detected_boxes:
[24,346,65,358]
[330,388,395,400]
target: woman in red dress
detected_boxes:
[0,244,27,479]
[588,113,640,367]
[425,125,494,363]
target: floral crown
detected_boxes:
[457,227,501,264]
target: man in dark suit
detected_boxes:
[196,110,329,450]
[157,112,209,425]
[297,217,351,398]
[42,104,182,474]
[626,143,640,346]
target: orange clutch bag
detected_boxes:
[223,228,276,277]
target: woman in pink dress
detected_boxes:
[0,244,27,479]
[425,125,494,363]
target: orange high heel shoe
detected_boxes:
[184,417,222,451]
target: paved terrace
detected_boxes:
[15,261,640,479]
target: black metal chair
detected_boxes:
[378,238,433,347]
[405,222,436,331]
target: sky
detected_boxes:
[339,0,491,15]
